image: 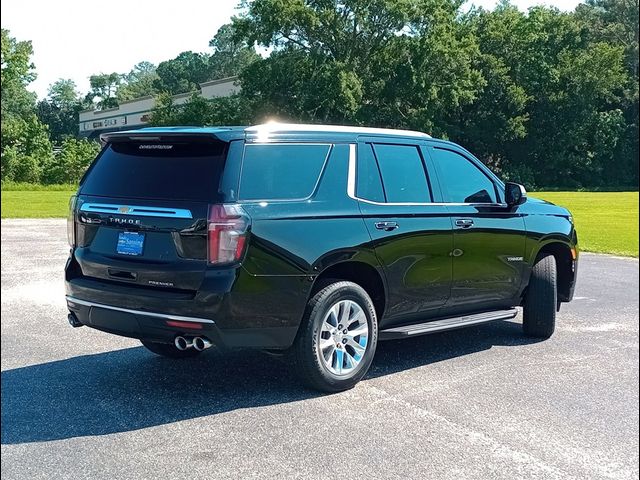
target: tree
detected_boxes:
[453,5,630,188]
[576,0,639,186]
[36,79,82,142]
[154,51,213,94]
[1,115,53,182]
[48,78,80,108]
[577,0,639,79]
[1,29,53,182]
[117,61,159,101]
[42,138,100,184]
[208,23,259,79]
[1,28,37,119]
[149,92,250,126]
[85,72,122,109]
[233,0,483,131]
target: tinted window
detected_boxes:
[373,144,431,203]
[240,144,330,200]
[356,144,385,202]
[431,148,497,203]
[80,141,227,201]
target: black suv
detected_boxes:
[65,123,578,392]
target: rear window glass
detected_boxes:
[239,144,330,200]
[80,141,227,202]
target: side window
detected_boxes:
[431,148,498,204]
[373,144,431,203]
[239,144,330,200]
[356,144,385,202]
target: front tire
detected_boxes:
[140,340,202,359]
[293,281,378,393]
[523,253,557,338]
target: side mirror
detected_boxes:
[505,182,527,207]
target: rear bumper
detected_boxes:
[65,294,298,349]
[65,251,311,349]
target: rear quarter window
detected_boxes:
[239,144,330,200]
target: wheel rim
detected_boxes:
[319,299,369,376]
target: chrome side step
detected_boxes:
[379,308,518,340]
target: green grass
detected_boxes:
[1,190,75,218]
[532,191,639,257]
[1,181,78,191]
[1,187,638,256]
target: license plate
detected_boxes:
[116,232,145,256]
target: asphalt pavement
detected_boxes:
[1,219,638,480]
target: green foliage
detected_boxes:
[576,0,639,187]
[209,23,260,79]
[42,138,101,184]
[239,51,365,122]
[234,0,483,130]
[1,115,53,183]
[576,0,639,79]
[154,51,214,95]
[225,0,638,188]
[4,4,640,191]
[85,72,122,109]
[1,28,37,119]
[48,78,81,108]
[36,79,83,141]
[153,26,258,97]
[150,93,250,126]
[117,61,159,101]
[447,4,634,188]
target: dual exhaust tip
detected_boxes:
[174,335,212,352]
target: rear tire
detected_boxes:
[523,253,557,338]
[140,340,202,359]
[292,281,378,393]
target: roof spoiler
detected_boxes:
[99,130,239,147]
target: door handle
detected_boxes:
[455,218,474,229]
[375,221,399,231]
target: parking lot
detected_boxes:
[1,219,638,480]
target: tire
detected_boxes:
[292,281,378,393]
[523,253,557,338]
[140,340,202,359]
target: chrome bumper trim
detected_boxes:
[65,296,215,324]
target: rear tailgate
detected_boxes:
[72,136,235,292]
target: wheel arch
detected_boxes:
[532,241,576,302]
[309,261,387,321]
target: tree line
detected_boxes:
[1,0,638,189]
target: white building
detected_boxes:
[78,76,240,138]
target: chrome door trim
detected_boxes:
[347,143,508,208]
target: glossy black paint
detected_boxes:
[359,204,453,322]
[65,126,578,350]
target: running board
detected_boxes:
[379,309,518,340]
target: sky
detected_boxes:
[2,0,584,100]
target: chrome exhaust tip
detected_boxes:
[192,337,212,352]
[174,336,193,351]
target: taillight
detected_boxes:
[67,195,77,247]
[207,204,250,264]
